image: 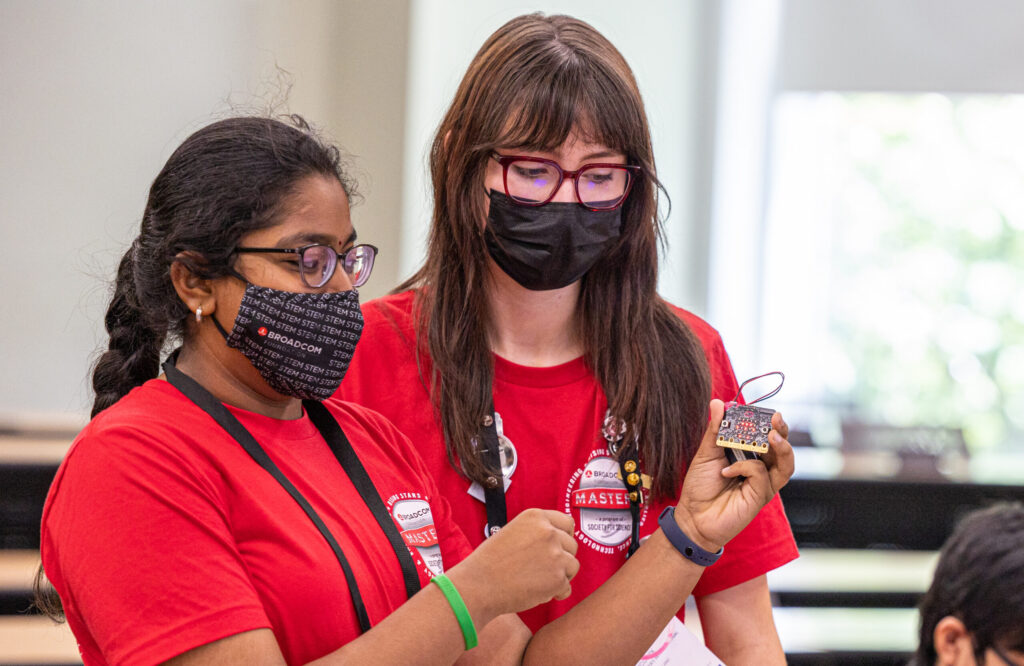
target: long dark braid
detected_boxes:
[89,241,164,417]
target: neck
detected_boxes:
[485,260,584,366]
[172,332,303,420]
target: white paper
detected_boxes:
[637,616,725,666]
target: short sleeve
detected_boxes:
[41,426,270,665]
[692,494,798,596]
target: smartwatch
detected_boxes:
[658,506,724,567]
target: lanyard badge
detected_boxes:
[467,410,519,538]
[471,405,649,556]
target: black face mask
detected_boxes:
[484,190,623,291]
[212,284,363,401]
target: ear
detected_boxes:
[170,252,217,317]
[933,615,975,666]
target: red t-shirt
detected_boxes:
[41,379,472,666]
[333,290,799,631]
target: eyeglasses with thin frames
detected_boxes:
[234,243,378,288]
[492,153,642,211]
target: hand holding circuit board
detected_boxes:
[717,371,785,466]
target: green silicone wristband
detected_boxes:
[430,574,478,650]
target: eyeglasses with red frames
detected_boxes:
[234,243,378,288]
[492,154,642,211]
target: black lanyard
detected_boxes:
[480,404,507,537]
[480,404,644,557]
[162,353,421,634]
[617,443,643,558]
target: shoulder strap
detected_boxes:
[304,400,421,600]
[480,406,508,535]
[163,356,382,631]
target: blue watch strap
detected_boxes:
[658,506,724,566]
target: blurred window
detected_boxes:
[760,93,1024,452]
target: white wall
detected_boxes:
[778,0,1024,93]
[0,1,410,424]
[1,0,714,424]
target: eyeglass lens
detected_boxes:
[299,245,336,288]
[298,245,376,289]
[342,245,375,288]
[504,158,632,209]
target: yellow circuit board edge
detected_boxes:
[716,437,769,453]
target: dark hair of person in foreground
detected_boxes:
[912,502,1024,666]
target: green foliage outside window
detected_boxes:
[825,94,1024,451]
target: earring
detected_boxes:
[195,306,203,323]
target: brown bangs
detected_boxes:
[475,39,642,161]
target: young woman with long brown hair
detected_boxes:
[335,13,798,664]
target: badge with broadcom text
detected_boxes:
[388,493,443,576]
[563,449,647,555]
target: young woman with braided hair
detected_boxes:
[39,115,583,665]
[335,13,799,664]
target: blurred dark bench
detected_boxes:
[6,428,1024,665]
[0,433,80,665]
[771,430,1024,666]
